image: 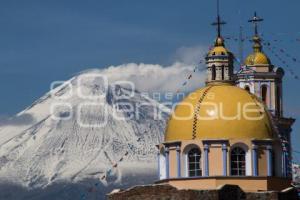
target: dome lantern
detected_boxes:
[205,5,234,85]
[244,12,271,66]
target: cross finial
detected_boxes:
[248,12,264,36]
[211,0,226,37]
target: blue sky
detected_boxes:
[0,0,299,156]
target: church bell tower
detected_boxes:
[236,12,295,177]
[205,10,234,85]
[236,12,284,117]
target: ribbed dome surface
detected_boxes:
[165,84,274,142]
[245,52,271,65]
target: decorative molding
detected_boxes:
[163,141,182,147]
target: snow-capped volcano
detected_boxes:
[0,69,170,199]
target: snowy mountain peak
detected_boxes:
[0,70,170,199]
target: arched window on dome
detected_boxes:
[231,147,246,176]
[261,85,268,105]
[212,65,216,80]
[244,85,250,93]
[188,148,202,177]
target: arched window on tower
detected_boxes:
[212,65,216,80]
[261,85,268,105]
[231,147,246,176]
[188,148,202,177]
[244,85,250,93]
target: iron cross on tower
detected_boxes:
[248,12,264,36]
[211,0,226,37]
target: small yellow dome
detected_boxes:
[207,37,230,56]
[208,46,229,56]
[245,52,271,66]
[165,84,275,142]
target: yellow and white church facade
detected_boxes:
[156,13,295,192]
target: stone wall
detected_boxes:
[107,184,299,200]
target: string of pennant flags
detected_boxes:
[224,35,300,81]
[258,40,300,167]
[79,138,141,200]
[260,33,300,43]
[224,36,251,42]
[224,34,300,44]
[79,152,130,200]
[81,51,211,200]
[78,50,211,199]
[224,35,300,63]
[262,40,300,64]
[79,52,209,199]
[265,46,298,79]
[262,40,299,80]
[174,35,300,92]
[175,58,206,94]
[265,38,300,43]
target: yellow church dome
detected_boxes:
[244,52,271,65]
[165,83,275,142]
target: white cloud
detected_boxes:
[93,46,207,94]
[97,62,205,93]
[172,45,207,65]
